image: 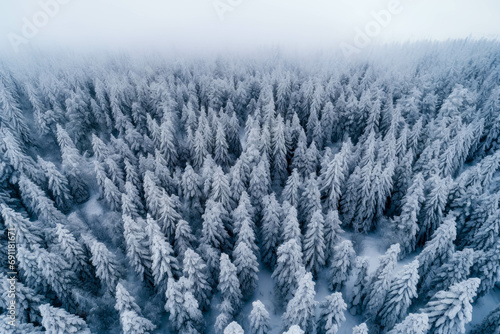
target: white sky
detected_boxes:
[0,0,499,55]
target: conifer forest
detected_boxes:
[0,40,500,333]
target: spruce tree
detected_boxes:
[317,292,347,334]
[249,300,271,334]
[350,257,369,315]
[303,210,326,277]
[329,240,355,291]
[282,169,302,207]
[421,278,480,334]
[377,260,419,330]
[272,239,305,304]
[39,304,91,334]
[282,272,317,334]
[388,313,429,334]
[364,243,400,319]
[218,253,243,315]
[261,193,281,267]
[183,249,212,311]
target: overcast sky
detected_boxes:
[1,0,499,55]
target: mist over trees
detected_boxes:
[0,40,499,333]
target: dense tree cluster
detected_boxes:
[0,40,499,333]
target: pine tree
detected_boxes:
[329,240,355,291]
[352,323,369,334]
[215,121,230,167]
[38,157,73,211]
[283,325,305,334]
[54,223,89,276]
[392,173,424,256]
[421,278,480,334]
[233,241,258,299]
[416,215,456,286]
[115,282,141,315]
[123,215,152,281]
[181,164,203,214]
[426,248,474,298]
[417,175,451,245]
[272,239,305,304]
[33,246,74,306]
[324,210,344,260]
[165,277,204,333]
[218,253,243,314]
[202,199,230,251]
[39,304,91,334]
[174,220,195,259]
[281,203,302,246]
[317,292,347,334]
[282,169,302,207]
[148,217,178,281]
[55,124,89,203]
[248,159,270,213]
[120,310,156,334]
[249,300,271,334]
[364,243,400,319]
[303,210,326,277]
[210,166,235,215]
[282,272,317,334]
[86,236,121,294]
[388,313,429,334]
[102,174,122,210]
[1,204,42,247]
[159,114,179,168]
[18,174,65,225]
[350,257,369,315]
[377,260,419,330]
[224,321,244,334]
[183,249,212,311]
[272,114,288,186]
[470,240,500,297]
[232,191,255,235]
[299,173,321,226]
[261,193,281,267]
[157,191,182,243]
[320,148,348,212]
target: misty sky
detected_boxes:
[1,0,499,54]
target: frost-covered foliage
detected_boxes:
[0,41,499,333]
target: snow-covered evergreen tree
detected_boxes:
[350,257,369,315]
[218,253,243,315]
[249,300,271,334]
[224,321,244,334]
[377,260,419,330]
[183,249,212,311]
[317,292,347,334]
[421,278,480,334]
[352,323,369,334]
[329,240,355,291]
[388,313,429,334]
[39,304,91,334]
[282,169,302,207]
[282,272,317,334]
[303,210,326,277]
[272,239,305,304]
[261,193,281,267]
[364,243,400,319]
[165,277,204,333]
[85,236,121,294]
[202,199,230,251]
[233,241,258,299]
